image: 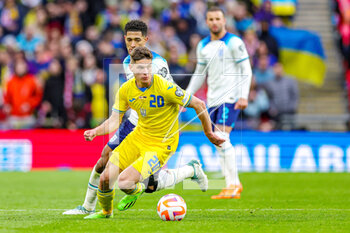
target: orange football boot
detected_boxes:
[211,183,243,199]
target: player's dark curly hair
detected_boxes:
[130,47,153,62]
[124,20,148,36]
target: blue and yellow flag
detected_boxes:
[252,0,298,16]
[270,26,326,87]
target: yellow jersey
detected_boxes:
[112,74,192,142]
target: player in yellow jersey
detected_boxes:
[85,47,224,219]
[64,20,206,216]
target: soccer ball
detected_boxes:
[157,194,187,221]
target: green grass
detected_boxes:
[1,171,350,233]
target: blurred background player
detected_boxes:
[85,47,224,219]
[186,7,252,199]
[63,20,208,215]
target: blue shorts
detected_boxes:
[208,103,240,128]
[107,119,136,150]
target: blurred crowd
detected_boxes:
[0,0,299,131]
[332,0,350,112]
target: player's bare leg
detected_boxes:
[62,145,112,215]
[211,124,242,199]
[117,166,145,211]
[62,143,204,215]
[84,161,121,219]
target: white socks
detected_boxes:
[156,165,194,191]
[82,166,100,211]
[214,131,240,187]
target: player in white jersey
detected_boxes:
[186,7,252,199]
[63,20,208,215]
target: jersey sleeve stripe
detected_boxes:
[183,94,192,107]
[236,57,249,64]
[112,108,126,113]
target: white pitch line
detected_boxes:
[1,209,350,212]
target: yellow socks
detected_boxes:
[125,183,145,195]
[97,189,115,215]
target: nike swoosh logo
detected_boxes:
[129,98,136,102]
[167,85,174,90]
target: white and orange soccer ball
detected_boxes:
[157,194,187,221]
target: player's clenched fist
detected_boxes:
[206,132,225,147]
[84,129,97,141]
[234,98,248,110]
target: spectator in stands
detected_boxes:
[257,20,279,61]
[3,58,42,129]
[243,29,260,61]
[38,59,65,128]
[120,0,142,18]
[84,25,100,51]
[45,2,66,35]
[65,57,91,130]
[0,49,12,89]
[233,1,255,35]
[254,55,275,85]
[82,54,98,86]
[162,25,187,64]
[16,25,45,54]
[186,33,201,72]
[0,0,25,36]
[147,30,166,57]
[161,0,181,25]
[23,6,48,39]
[64,1,84,44]
[254,40,278,67]
[263,63,299,130]
[60,38,74,60]
[141,4,161,34]
[75,0,93,31]
[254,0,275,24]
[243,77,270,129]
[96,37,119,68]
[28,43,52,76]
[168,45,188,89]
[75,40,93,59]
[333,0,350,111]
[189,0,209,36]
[174,18,195,50]
[90,69,107,127]
[335,0,350,62]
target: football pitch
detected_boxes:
[1,171,349,233]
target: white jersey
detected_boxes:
[122,51,173,126]
[187,32,252,108]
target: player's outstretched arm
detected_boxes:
[188,96,225,146]
[84,111,124,141]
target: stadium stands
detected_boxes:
[0,0,345,131]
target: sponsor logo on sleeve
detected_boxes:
[175,86,184,97]
[157,67,168,78]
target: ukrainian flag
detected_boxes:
[270,26,326,87]
[252,0,297,17]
